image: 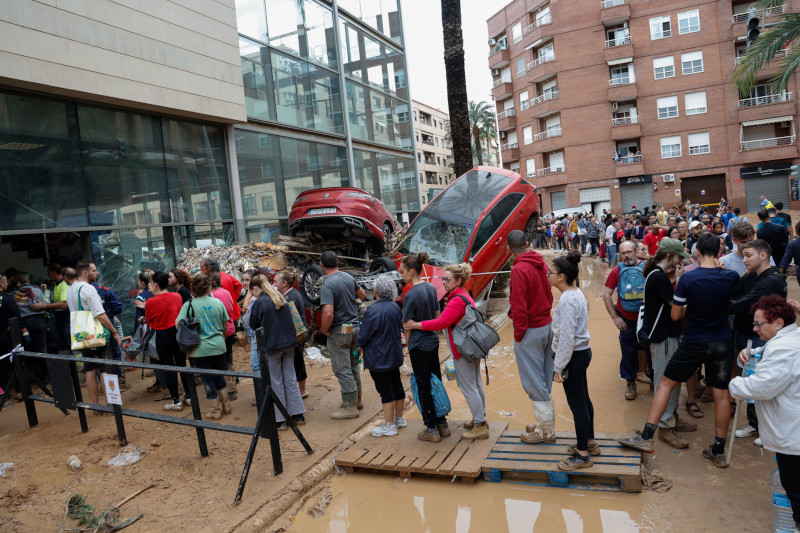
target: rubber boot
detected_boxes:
[462,421,489,440]
[356,386,364,410]
[227,371,238,401]
[521,400,556,444]
[205,397,223,420]
[331,390,360,419]
[218,389,231,415]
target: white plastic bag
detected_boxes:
[106,445,144,467]
[0,462,13,477]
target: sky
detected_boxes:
[401,0,513,113]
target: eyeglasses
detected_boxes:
[753,320,770,329]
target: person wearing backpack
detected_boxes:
[602,241,650,400]
[554,219,567,253]
[405,263,489,440]
[641,239,697,449]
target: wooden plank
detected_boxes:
[395,454,418,469]
[408,450,438,471]
[489,443,641,458]
[368,452,392,467]
[421,450,451,472]
[383,454,405,468]
[499,430,631,442]
[452,422,508,477]
[485,452,639,466]
[437,440,472,473]
[481,459,640,477]
[357,450,383,466]
[335,447,371,466]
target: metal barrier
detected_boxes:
[0,318,312,504]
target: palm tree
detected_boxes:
[441,0,472,177]
[733,0,800,96]
[468,101,497,166]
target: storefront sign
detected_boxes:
[740,163,792,178]
[792,178,799,201]
[619,175,652,185]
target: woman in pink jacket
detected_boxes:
[405,263,488,440]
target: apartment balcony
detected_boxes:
[491,78,513,100]
[601,0,630,25]
[527,55,558,83]
[521,16,552,48]
[605,37,632,63]
[614,156,644,178]
[496,109,516,132]
[738,92,793,121]
[489,46,510,69]
[608,77,637,101]
[500,141,520,161]
[611,116,640,140]
[732,4,785,24]
[530,91,560,118]
[537,166,566,177]
[739,135,798,164]
[741,135,796,151]
[734,49,787,80]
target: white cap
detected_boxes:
[689,220,702,230]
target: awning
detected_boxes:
[742,116,793,127]
[607,57,633,66]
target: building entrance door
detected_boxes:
[679,174,726,209]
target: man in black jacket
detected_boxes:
[729,239,787,441]
[756,210,787,265]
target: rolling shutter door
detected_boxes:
[746,175,790,213]
[620,182,653,213]
[580,187,611,203]
[551,191,566,210]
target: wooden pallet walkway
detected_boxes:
[481,431,643,493]
[335,421,507,483]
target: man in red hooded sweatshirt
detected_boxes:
[507,230,556,445]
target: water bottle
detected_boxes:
[67,455,82,471]
[744,342,761,404]
[770,457,795,533]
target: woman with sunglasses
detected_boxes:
[405,263,488,440]
[548,250,595,471]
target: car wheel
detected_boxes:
[301,265,324,307]
[368,257,396,273]
[382,223,393,240]
[524,213,540,245]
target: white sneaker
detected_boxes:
[371,422,398,437]
[393,417,407,428]
[164,401,184,412]
[735,424,758,438]
[754,437,762,447]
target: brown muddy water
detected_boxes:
[288,253,798,533]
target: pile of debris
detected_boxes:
[177,241,291,280]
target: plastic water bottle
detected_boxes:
[743,348,761,405]
[67,455,82,471]
[770,458,795,533]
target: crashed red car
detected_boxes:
[288,187,400,252]
[393,166,540,310]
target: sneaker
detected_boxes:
[617,431,654,453]
[164,401,184,412]
[462,422,490,440]
[371,422,398,437]
[291,414,306,426]
[276,421,288,431]
[182,395,192,406]
[418,427,442,443]
[754,437,762,447]
[567,441,601,456]
[735,424,758,438]
[701,445,729,468]
[393,417,407,428]
[658,428,689,449]
[557,452,593,471]
[624,380,637,401]
[673,415,697,433]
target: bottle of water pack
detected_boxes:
[744,351,761,405]
[770,457,795,533]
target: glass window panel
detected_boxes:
[235,130,287,218]
[162,119,231,223]
[0,91,87,230]
[240,37,272,121]
[346,80,371,141]
[77,105,167,226]
[341,0,402,44]
[316,142,350,188]
[235,0,268,42]
[266,0,337,68]
[280,136,317,209]
[340,20,407,101]
[244,219,288,244]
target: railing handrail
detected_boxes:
[738,92,792,108]
[605,35,632,48]
[528,54,555,70]
[497,109,516,119]
[537,166,566,176]
[732,5,786,23]
[617,154,643,164]
[741,135,796,150]
[601,0,627,8]
[492,78,505,88]
[609,76,632,86]
[489,43,508,57]
[612,115,639,126]
[735,49,787,66]
[500,142,519,151]
[530,90,559,106]
[533,126,562,141]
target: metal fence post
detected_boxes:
[9,318,37,427]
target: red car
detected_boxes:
[288,187,401,252]
[393,166,540,309]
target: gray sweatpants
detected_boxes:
[454,356,486,424]
[651,336,680,428]
[514,324,554,404]
[328,329,361,395]
[268,348,305,422]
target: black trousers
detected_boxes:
[562,348,595,452]
[369,368,405,405]
[293,343,307,382]
[154,328,191,403]
[776,452,800,528]
[409,346,445,428]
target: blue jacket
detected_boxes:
[90,282,123,317]
[357,299,403,372]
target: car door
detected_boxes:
[467,192,525,295]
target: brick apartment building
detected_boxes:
[412,100,456,206]
[487,0,800,216]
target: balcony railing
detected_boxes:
[530,90,559,106]
[732,4,785,23]
[537,166,566,176]
[497,109,516,120]
[492,78,505,88]
[601,0,627,7]
[605,35,632,48]
[528,54,555,70]
[489,43,508,57]
[523,15,552,35]
[612,115,639,126]
[609,76,633,86]
[500,142,519,151]
[533,127,562,141]
[616,154,643,164]
[741,135,796,150]
[738,92,792,108]
[735,49,787,66]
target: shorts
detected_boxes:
[369,369,405,404]
[81,345,109,373]
[663,337,734,389]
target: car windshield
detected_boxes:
[399,170,512,264]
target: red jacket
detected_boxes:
[220,271,242,320]
[509,251,553,342]
[421,287,474,359]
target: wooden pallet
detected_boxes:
[335,421,507,483]
[481,431,642,493]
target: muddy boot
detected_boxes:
[522,401,556,444]
[205,397,223,420]
[418,427,442,443]
[464,420,474,430]
[437,422,451,438]
[462,421,489,440]
[624,380,637,400]
[331,391,359,420]
[673,413,697,432]
[658,428,688,449]
[356,386,363,410]
[227,378,238,401]
[218,389,231,415]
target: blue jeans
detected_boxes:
[619,316,650,380]
[246,326,259,373]
[607,243,617,265]
[192,353,227,400]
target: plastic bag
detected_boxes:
[410,373,451,418]
[0,462,13,477]
[70,286,109,350]
[106,445,144,467]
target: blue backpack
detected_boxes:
[617,263,645,312]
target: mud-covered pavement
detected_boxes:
[286,251,799,533]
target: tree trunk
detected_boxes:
[441,0,472,178]
[472,126,483,166]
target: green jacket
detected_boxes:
[176,296,228,358]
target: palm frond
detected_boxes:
[774,38,800,93]
[732,13,800,95]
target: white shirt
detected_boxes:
[719,252,775,276]
[552,289,591,373]
[606,224,616,243]
[66,281,105,318]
